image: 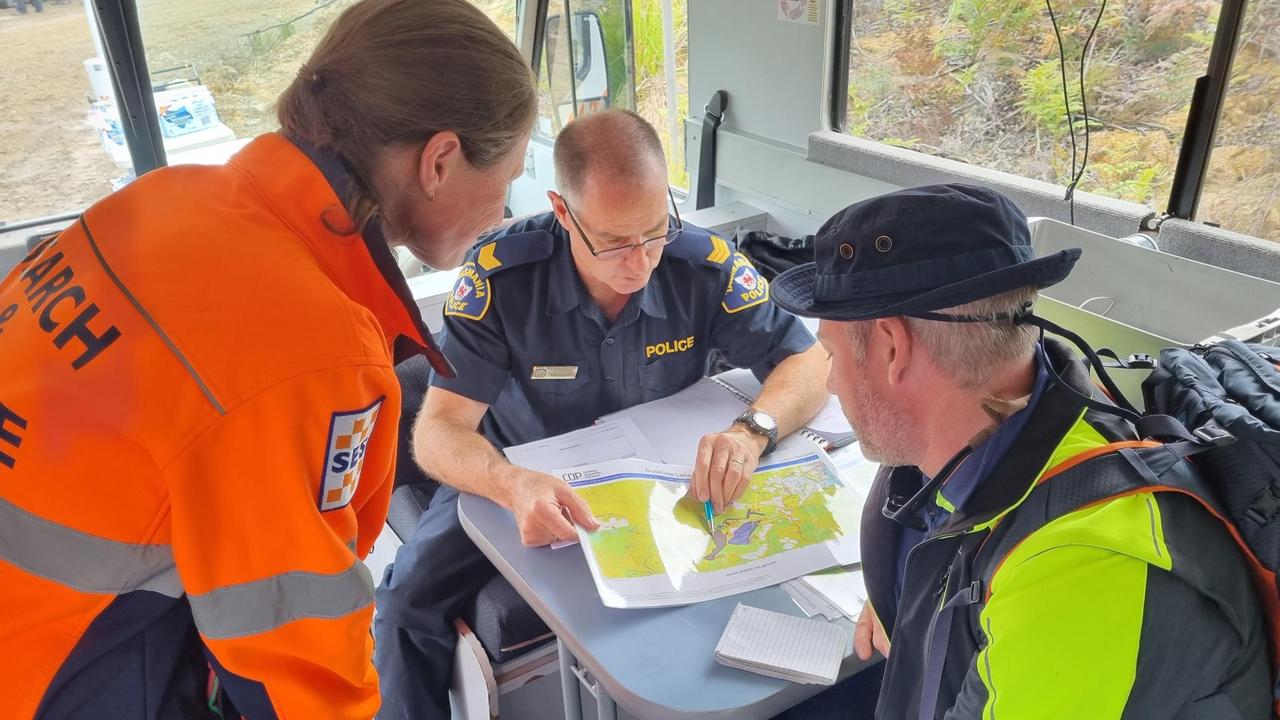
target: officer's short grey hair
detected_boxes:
[554,109,666,203]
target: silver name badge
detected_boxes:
[531,365,579,380]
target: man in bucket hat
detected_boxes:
[773,184,1269,719]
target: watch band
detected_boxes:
[734,409,778,455]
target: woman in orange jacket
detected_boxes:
[0,1,535,717]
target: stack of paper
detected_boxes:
[781,566,867,621]
[502,417,658,473]
[714,603,850,685]
[781,579,843,621]
[827,443,878,499]
[597,371,857,464]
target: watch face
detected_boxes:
[752,411,777,432]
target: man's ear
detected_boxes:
[418,131,463,198]
[877,316,914,387]
[547,191,572,233]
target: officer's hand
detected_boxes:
[691,426,767,513]
[507,470,600,547]
[854,601,890,660]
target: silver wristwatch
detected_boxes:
[733,409,778,455]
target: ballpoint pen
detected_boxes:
[704,500,715,534]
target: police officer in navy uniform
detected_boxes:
[374,109,832,718]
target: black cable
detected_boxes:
[1045,0,1108,225]
[1045,0,1078,224]
[1068,0,1108,207]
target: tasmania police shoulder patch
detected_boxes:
[444,262,491,321]
[319,398,384,512]
[722,252,770,314]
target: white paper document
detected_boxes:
[781,579,842,621]
[793,567,867,620]
[504,418,660,549]
[805,395,855,435]
[715,603,849,685]
[828,443,878,500]
[502,417,659,474]
[598,377,749,464]
[559,447,863,608]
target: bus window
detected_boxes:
[1198,2,1279,243]
[842,0,1219,216]
[632,0,689,189]
[538,0,635,135]
[538,6,574,135]
[0,1,126,225]
[134,0,519,173]
[542,9,613,130]
[132,0,362,170]
[537,0,688,188]
[471,0,521,42]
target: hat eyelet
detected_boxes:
[838,243,855,261]
[875,235,893,253]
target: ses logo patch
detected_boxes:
[444,262,491,321]
[318,399,384,512]
[722,253,769,313]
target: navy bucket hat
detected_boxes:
[772,184,1081,321]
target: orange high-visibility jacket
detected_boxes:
[0,134,452,719]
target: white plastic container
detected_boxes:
[153,86,220,139]
[83,58,113,103]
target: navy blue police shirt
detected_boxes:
[429,212,816,449]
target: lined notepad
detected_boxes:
[713,604,850,685]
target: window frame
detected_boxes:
[97,0,546,178]
[7,0,542,229]
[827,0,852,133]
[829,0,1253,225]
[93,0,167,177]
[531,0,643,142]
[1165,0,1250,221]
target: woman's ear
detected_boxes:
[418,131,463,199]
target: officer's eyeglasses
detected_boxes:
[562,188,684,261]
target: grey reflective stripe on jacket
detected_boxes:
[189,560,374,640]
[0,496,181,597]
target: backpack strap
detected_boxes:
[973,441,1235,600]
[914,441,1222,719]
[915,530,987,720]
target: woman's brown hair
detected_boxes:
[277,0,536,232]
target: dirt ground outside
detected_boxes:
[0,0,356,225]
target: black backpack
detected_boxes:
[1143,341,1280,579]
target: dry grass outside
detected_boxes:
[0,2,120,223]
[0,0,692,224]
[0,0,358,224]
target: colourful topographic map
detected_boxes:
[575,454,858,580]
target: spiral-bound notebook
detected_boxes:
[709,370,857,451]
